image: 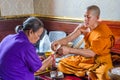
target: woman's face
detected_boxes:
[29,28,44,44]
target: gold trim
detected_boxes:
[0,14,120,22]
[0,14,84,22]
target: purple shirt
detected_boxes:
[0,31,42,80]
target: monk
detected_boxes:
[51,5,114,80]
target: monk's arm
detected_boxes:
[59,26,82,45]
[51,26,82,49]
[69,48,96,57]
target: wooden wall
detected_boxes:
[103,21,120,54]
[0,18,24,41]
[0,18,120,54]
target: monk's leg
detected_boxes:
[95,64,112,80]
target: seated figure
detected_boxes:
[51,5,115,80]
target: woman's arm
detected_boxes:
[36,55,53,72]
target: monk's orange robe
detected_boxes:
[58,23,115,80]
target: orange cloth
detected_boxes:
[58,23,115,80]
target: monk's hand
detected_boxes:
[57,46,70,55]
[78,24,90,34]
[51,41,61,51]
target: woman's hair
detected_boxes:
[15,25,23,33]
[15,17,44,33]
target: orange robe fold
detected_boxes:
[58,23,114,80]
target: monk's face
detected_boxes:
[84,10,99,28]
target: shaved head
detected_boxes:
[87,5,100,17]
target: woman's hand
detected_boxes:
[36,55,54,72]
[39,56,45,61]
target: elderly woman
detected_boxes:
[0,17,53,80]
